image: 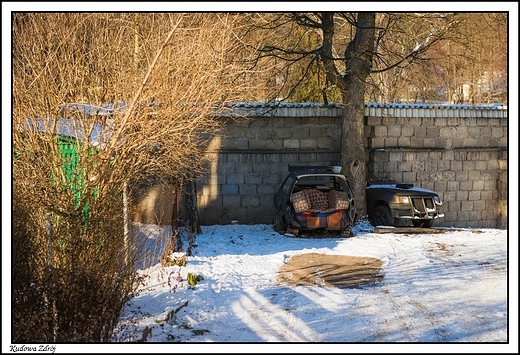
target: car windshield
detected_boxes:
[296,175,333,184]
[295,175,351,194]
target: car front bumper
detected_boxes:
[389,196,444,220]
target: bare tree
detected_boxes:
[438,13,507,104]
[12,12,263,342]
[366,13,507,104]
[242,13,507,104]
[246,12,462,216]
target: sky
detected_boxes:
[34,219,514,353]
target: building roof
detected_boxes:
[60,102,127,116]
[23,118,111,147]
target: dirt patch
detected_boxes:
[277,253,384,288]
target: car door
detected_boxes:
[273,175,296,212]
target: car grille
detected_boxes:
[412,197,436,217]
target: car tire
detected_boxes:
[340,227,352,237]
[412,219,434,228]
[369,205,394,227]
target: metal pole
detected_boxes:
[123,182,130,266]
[46,212,58,342]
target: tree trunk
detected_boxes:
[184,178,201,256]
[341,88,368,218]
[185,179,202,235]
[340,13,375,218]
[170,184,183,252]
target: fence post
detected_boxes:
[123,182,130,266]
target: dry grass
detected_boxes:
[11,13,268,342]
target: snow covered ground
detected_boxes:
[99,220,516,353]
[3,219,515,353]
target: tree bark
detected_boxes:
[340,13,375,218]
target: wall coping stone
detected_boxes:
[218,102,507,118]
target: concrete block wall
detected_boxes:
[196,151,341,225]
[195,104,507,229]
[365,106,507,228]
[368,148,505,228]
[196,113,342,225]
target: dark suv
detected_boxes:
[366,180,444,228]
[273,165,357,237]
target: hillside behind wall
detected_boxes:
[195,103,507,229]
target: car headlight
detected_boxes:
[433,195,442,205]
[396,195,410,204]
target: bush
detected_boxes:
[12,179,139,342]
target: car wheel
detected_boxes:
[369,205,394,227]
[412,219,434,228]
[340,227,352,237]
